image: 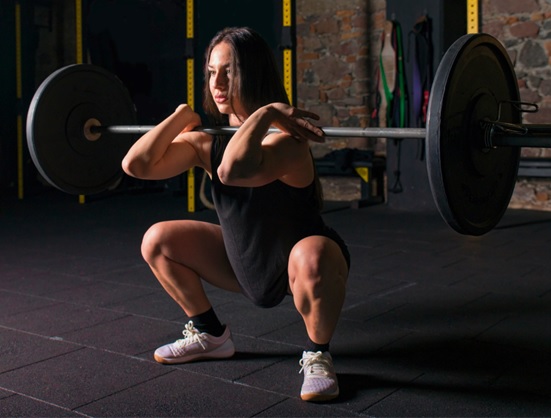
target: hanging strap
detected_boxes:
[391,21,407,128]
[379,54,394,114]
[388,20,407,193]
[378,20,396,127]
[410,30,422,128]
[409,15,433,127]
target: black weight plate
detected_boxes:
[426,34,521,236]
[26,64,137,195]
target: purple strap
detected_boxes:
[412,41,422,127]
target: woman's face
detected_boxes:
[208,42,247,124]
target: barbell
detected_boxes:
[25,33,551,236]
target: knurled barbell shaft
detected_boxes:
[90,124,427,139]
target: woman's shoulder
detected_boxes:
[261,132,314,188]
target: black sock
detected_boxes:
[189,307,225,337]
[305,336,330,353]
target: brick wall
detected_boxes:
[297,0,551,210]
[482,0,551,210]
[483,0,551,145]
[296,0,385,157]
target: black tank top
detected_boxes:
[210,135,348,308]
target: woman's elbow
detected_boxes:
[216,164,234,185]
[217,162,248,185]
[122,155,147,178]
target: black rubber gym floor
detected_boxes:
[1,190,551,417]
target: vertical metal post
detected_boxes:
[282,0,293,104]
[15,1,24,199]
[467,0,479,34]
[76,0,86,204]
[75,0,83,64]
[186,0,195,212]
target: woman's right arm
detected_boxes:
[122,104,210,180]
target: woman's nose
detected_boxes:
[213,72,227,88]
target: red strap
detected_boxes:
[422,90,429,123]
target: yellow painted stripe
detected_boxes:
[187,168,195,212]
[76,0,83,63]
[76,0,85,202]
[187,58,194,110]
[283,0,291,26]
[282,0,293,104]
[467,0,479,34]
[283,49,293,104]
[15,2,23,199]
[187,0,195,212]
[354,167,369,183]
[186,0,194,38]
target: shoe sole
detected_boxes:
[154,340,235,364]
[301,390,339,402]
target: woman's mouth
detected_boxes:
[215,95,228,104]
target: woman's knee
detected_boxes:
[141,222,166,263]
[289,237,348,292]
[289,242,323,282]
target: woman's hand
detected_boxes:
[122,103,206,180]
[175,104,202,133]
[265,103,325,143]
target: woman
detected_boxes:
[122,27,350,402]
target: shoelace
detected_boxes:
[174,321,207,350]
[299,351,332,376]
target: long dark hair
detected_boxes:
[202,27,289,125]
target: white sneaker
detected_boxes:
[154,321,235,364]
[299,351,339,401]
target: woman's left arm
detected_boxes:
[217,103,324,187]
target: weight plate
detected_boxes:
[26,64,137,195]
[426,34,521,236]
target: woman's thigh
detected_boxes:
[142,220,241,293]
